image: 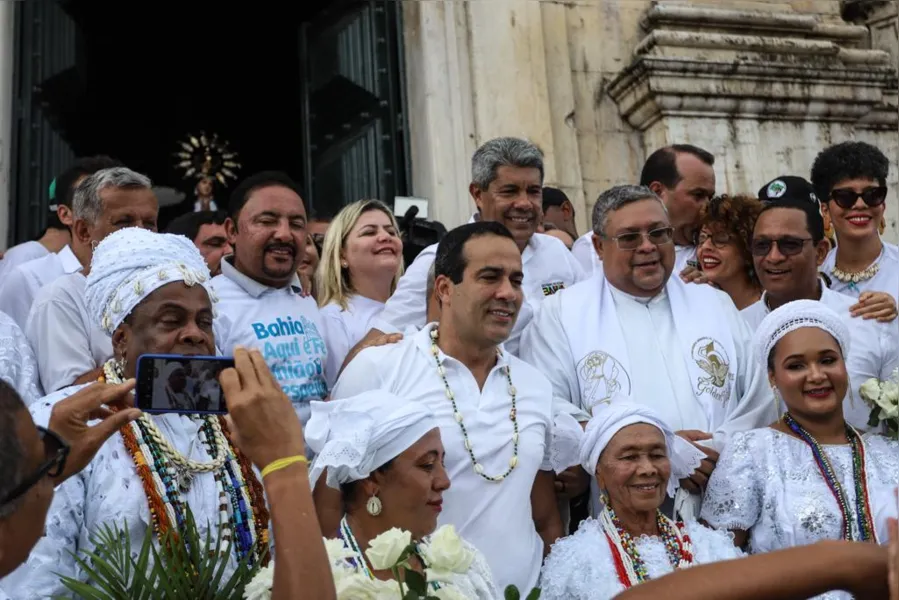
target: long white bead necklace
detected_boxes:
[429,327,519,482]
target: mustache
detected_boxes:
[265,242,296,254]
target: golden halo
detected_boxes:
[173,131,241,186]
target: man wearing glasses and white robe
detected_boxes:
[520,185,775,518]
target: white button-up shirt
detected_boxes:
[373,233,585,355]
[0,241,49,284]
[821,242,899,299]
[0,245,82,330]
[320,294,385,389]
[332,323,554,593]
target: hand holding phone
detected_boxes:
[136,354,235,415]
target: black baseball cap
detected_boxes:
[758,176,821,206]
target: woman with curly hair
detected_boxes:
[695,194,763,310]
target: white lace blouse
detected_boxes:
[540,518,742,600]
[0,309,42,406]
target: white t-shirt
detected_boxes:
[373,232,586,355]
[0,245,82,330]
[211,259,328,425]
[331,323,554,593]
[741,286,899,431]
[320,294,385,389]
[25,272,113,392]
[0,241,49,284]
[821,242,899,299]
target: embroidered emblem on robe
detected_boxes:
[692,337,733,402]
[576,351,631,412]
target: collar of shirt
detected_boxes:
[219,256,303,298]
[760,276,828,313]
[413,322,511,369]
[607,278,668,306]
[58,245,82,274]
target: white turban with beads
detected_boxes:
[86,227,213,336]
[753,299,850,371]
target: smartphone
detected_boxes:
[135,354,234,415]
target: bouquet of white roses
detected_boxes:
[859,369,899,439]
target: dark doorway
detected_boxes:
[10,0,409,242]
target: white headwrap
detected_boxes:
[753,299,850,371]
[86,227,213,335]
[579,401,706,498]
[307,391,437,489]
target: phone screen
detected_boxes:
[135,354,234,415]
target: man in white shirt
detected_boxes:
[0,157,124,329]
[210,171,327,426]
[26,167,159,392]
[520,185,775,507]
[365,137,585,356]
[741,176,899,430]
[327,221,563,593]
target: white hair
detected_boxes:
[73,167,152,224]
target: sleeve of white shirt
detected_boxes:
[570,234,596,276]
[322,311,351,390]
[330,348,388,399]
[713,295,778,446]
[27,292,95,392]
[371,245,436,334]
[876,321,899,381]
[519,295,590,422]
[0,267,36,330]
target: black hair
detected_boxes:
[164,210,227,241]
[339,459,394,513]
[757,199,825,244]
[434,221,516,284]
[0,381,27,518]
[47,155,123,230]
[227,171,305,222]
[639,144,715,189]
[810,141,890,202]
[542,187,572,212]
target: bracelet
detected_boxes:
[261,455,308,478]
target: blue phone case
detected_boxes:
[136,354,234,415]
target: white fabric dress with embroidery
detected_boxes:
[0,309,43,406]
[539,518,743,600]
[702,428,899,599]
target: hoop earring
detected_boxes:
[366,494,382,517]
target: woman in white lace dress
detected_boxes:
[306,391,499,599]
[702,301,899,596]
[540,403,742,599]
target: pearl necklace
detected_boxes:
[429,327,519,482]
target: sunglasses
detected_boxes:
[696,231,732,249]
[0,426,69,507]
[750,236,812,257]
[830,187,887,210]
[607,227,674,250]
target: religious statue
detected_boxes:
[173,132,241,212]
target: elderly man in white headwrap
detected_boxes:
[1,227,271,599]
[306,390,500,599]
[540,402,743,600]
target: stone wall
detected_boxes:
[402,0,899,241]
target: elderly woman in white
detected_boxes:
[540,403,742,599]
[702,301,899,584]
[306,391,499,599]
[1,228,271,598]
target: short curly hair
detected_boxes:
[810,141,889,202]
[697,194,763,285]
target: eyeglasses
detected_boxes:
[696,231,733,249]
[0,426,69,507]
[750,236,813,257]
[606,227,674,250]
[830,187,887,210]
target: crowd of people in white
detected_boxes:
[0,136,898,599]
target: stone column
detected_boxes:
[0,2,14,251]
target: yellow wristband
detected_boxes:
[261,455,308,478]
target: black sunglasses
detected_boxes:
[750,236,813,257]
[830,187,887,210]
[0,426,69,507]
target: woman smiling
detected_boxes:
[540,403,742,599]
[703,301,899,576]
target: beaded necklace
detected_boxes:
[599,502,693,587]
[103,361,270,563]
[782,413,877,542]
[429,327,519,482]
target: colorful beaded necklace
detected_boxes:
[104,361,270,564]
[429,326,519,483]
[783,413,877,542]
[599,501,693,587]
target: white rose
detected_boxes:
[880,401,899,420]
[432,585,469,600]
[243,565,274,600]
[325,537,357,564]
[859,378,882,407]
[878,381,899,405]
[336,573,383,600]
[365,528,412,571]
[420,525,473,579]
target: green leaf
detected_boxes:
[404,568,428,594]
[526,588,542,600]
[505,585,522,600]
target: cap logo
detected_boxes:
[767,180,787,199]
